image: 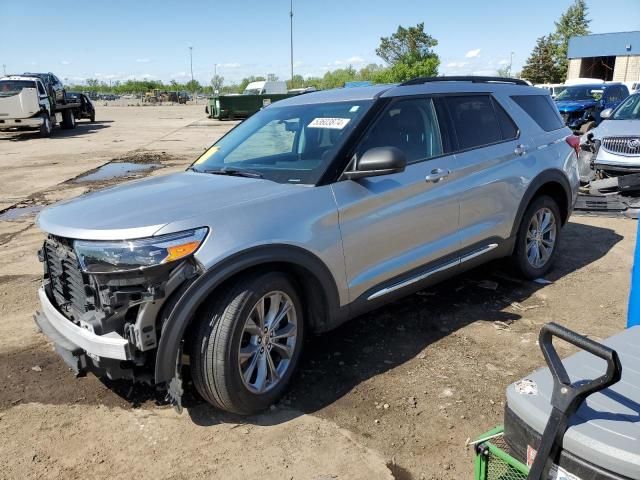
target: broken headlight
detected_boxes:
[74,227,208,273]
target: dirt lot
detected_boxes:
[0,105,635,480]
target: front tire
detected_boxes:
[513,195,561,279]
[191,272,304,415]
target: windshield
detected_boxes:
[555,85,602,102]
[612,94,640,120]
[191,100,373,184]
[0,80,37,97]
[243,88,262,95]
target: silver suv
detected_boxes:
[35,77,579,414]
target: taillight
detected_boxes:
[566,135,580,156]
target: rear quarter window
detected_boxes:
[511,95,564,132]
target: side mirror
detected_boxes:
[343,147,407,180]
[600,108,613,120]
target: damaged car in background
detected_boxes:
[577,92,640,217]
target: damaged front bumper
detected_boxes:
[35,286,131,361]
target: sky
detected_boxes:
[1,0,639,86]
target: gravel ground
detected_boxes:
[0,105,635,479]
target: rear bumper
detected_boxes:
[0,117,42,129]
[35,286,131,360]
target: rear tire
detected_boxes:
[191,272,304,415]
[513,195,562,279]
[39,114,52,137]
[61,109,76,129]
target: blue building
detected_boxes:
[567,31,640,83]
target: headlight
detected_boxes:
[74,227,208,273]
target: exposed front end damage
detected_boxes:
[576,133,640,218]
[35,234,200,395]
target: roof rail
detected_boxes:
[400,76,529,87]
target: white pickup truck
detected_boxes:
[0,75,80,137]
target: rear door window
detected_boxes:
[511,95,564,132]
[445,95,502,150]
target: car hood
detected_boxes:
[590,120,640,138]
[37,172,294,240]
[556,100,597,112]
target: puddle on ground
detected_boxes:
[0,205,43,221]
[74,162,160,182]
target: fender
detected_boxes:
[154,244,343,383]
[509,169,573,239]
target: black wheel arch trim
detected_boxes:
[510,169,572,239]
[154,244,343,383]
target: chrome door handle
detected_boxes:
[425,168,450,183]
[514,144,528,156]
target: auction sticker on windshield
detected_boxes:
[308,117,351,129]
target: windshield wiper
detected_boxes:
[200,166,264,179]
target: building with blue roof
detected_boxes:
[567,31,640,84]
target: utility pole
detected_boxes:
[2,64,6,76]
[189,46,196,104]
[290,0,294,84]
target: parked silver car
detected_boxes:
[591,93,640,173]
[35,77,579,414]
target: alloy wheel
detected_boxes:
[238,291,298,394]
[526,207,556,269]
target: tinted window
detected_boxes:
[37,82,46,95]
[357,98,443,164]
[0,80,37,97]
[446,95,502,150]
[492,98,518,140]
[605,86,626,103]
[511,95,564,132]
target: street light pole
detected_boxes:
[2,64,6,76]
[189,46,196,104]
[290,0,294,83]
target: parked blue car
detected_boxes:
[555,83,629,133]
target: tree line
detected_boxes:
[67,3,591,97]
[67,23,441,95]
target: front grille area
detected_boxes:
[44,236,94,320]
[602,136,640,156]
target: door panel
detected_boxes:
[332,155,459,301]
[456,140,524,247]
[444,94,527,249]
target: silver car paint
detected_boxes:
[37,82,579,315]
[590,119,640,167]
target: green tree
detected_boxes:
[521,35,561,84]
[552,0,590,80]
[287,74,306,89]
[375,23,439,81]
[185,79,202,92]
[210,74,224,92]
[497,66,510,77]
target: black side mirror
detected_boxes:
[343,147,407,180]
